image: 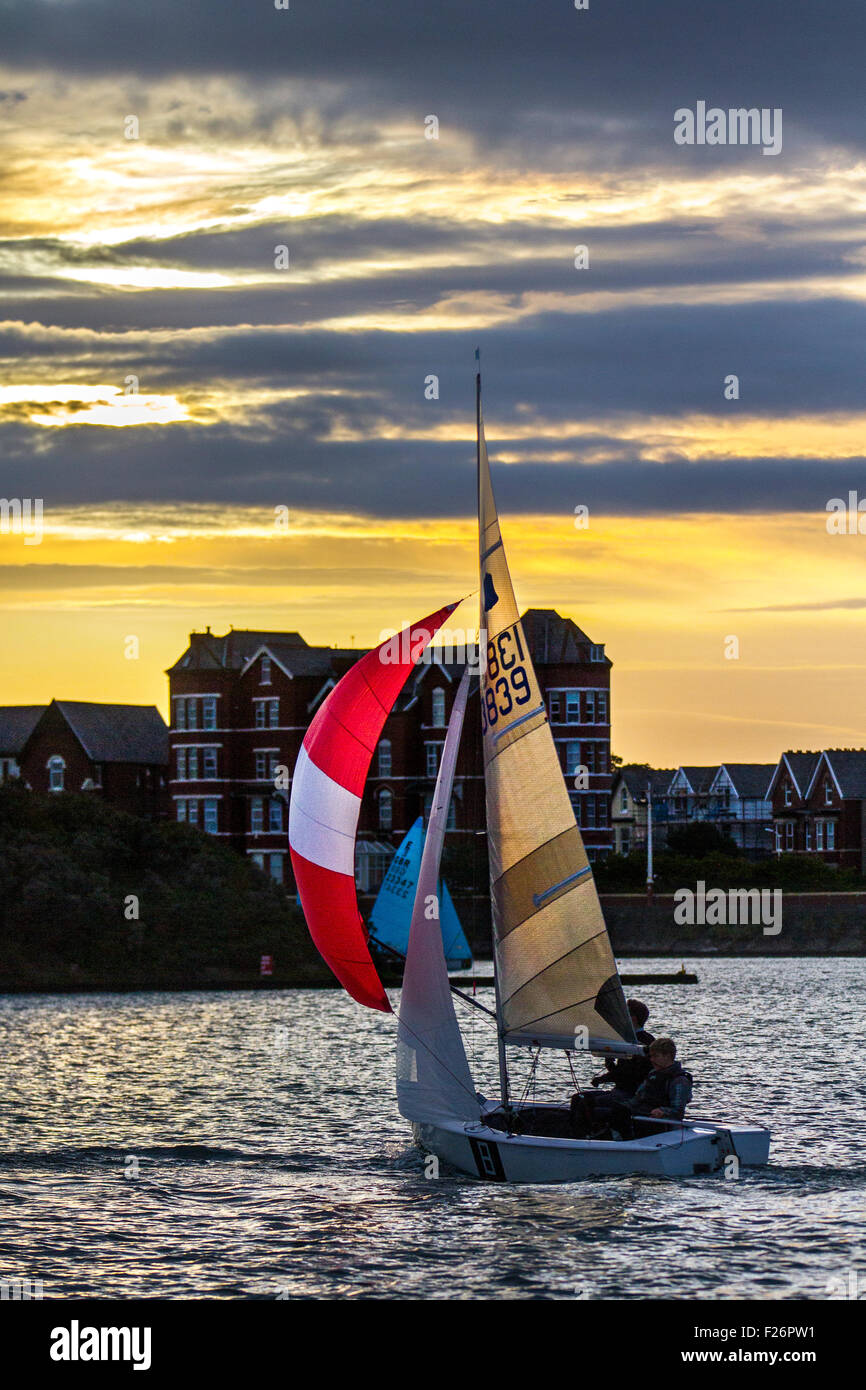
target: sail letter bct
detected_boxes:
[289,603,459,1012]
[476,395,637,1053]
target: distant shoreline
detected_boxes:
[1,949,864,997]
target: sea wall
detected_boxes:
[600,892,866,955]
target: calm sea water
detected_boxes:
[0,958,862,1301]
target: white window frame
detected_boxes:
[378,739,392,777]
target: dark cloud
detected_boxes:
[4,1,865,160]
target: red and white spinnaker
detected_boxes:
[288,604,459,1011]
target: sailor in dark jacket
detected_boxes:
[629,1038,693,1121]
[591,999,654,1101]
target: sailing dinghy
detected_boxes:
[368,817,473,971]
[289,370,770,1181]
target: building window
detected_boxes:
[447,797,457,830]
[48,756,65,792]
[585,691,596,723]
[774,823,781,852]
[270,855,284,884]
[269,698,279,728]
[596,692,608,724]
[432,688,446,726]
[378,740,392,777]
[251,798,264,834]
[203,748,218,779]
[255,751,278,781]
[426,743,441,778]
[815,820,824,851]
[255,702,266,729]
[826,820,836,850]
[187,799,199,826]
[549,692,562,722]
[203,799,218,835]
[824,778,833,806]
[175,699,186,731]
[564,741,581,775]
[261,656,271,685]
[269,799,283,833]
[176,747,187,780]
[783,782,792,806]
[203,697,217,730]
[565,691,580,724]
[805,822,813,851]
[177,800,186,823]
[597,796,608,827]
[621,833,631,856]
[585,798,596,829]
[250,852,265,871]
[785,822,794,851]
[379,788,393,831]
[590,644,604,662]
[188,747,199,780]
[187,700,198,730]
[92,763,103,789]
[619,786,628,812]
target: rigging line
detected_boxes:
[372,936,497,1020]
[396,1015,480,1104]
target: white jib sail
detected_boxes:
[478,387,638,1054]
[396,667,480,1126]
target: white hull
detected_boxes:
[413,1104,770,1182]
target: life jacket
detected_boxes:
[637,1061,693,1112]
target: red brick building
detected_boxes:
[770,749,866,870]
[17,700,169,818]
[166,608,613,889]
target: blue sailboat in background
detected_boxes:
[368,817,473,971]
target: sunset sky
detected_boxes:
[2,1,866,764]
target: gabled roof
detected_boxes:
[716,763,777,798]
[168,627,315,673]
[807,749,866,801]
[0,705,46,755]
[43,701,169,765]
[616,766,675,800]
[520,609,611,667]
[767,751,822,798]
[670,765,717,795]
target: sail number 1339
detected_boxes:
[481,628,532,732]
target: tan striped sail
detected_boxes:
[478,393,637,1052]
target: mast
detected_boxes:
[646,780,654,897]
[477,348,511,1114]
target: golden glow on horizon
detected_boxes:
[4,508,866,764]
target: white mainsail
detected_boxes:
[396,669,480,1126]
[477,373,638,1054]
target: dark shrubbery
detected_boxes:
[594,846,866,893]
[0,782,329,989]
